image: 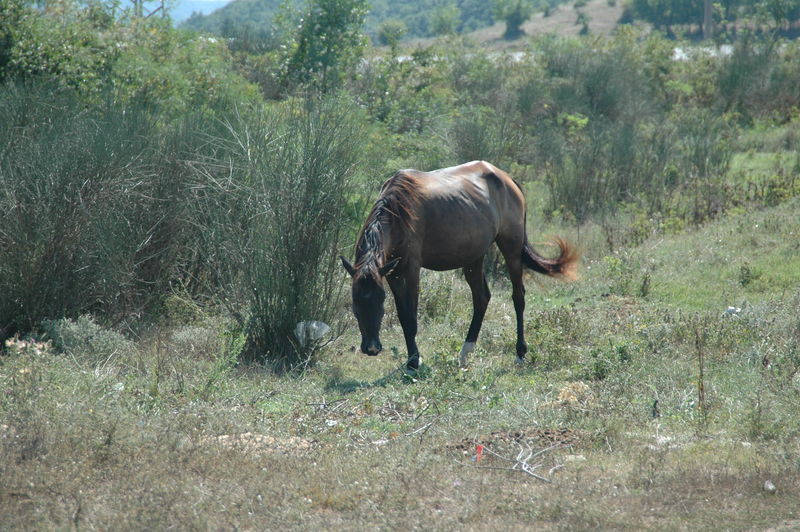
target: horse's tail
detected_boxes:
[521,237,579,280]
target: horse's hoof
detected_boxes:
[516,342,528,359]
[405,356,420,371]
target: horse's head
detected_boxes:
[341,256,399,356]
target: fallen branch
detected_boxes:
[404,422,432,437]
[455,441,569,483]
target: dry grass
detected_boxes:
[2,200,800,530]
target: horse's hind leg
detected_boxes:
[497,239,527,361]
[460,257,491,367]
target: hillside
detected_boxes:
[171,0,230,23]
[407,0,625,50]
[180,0,287,36]
[180,0,552,40]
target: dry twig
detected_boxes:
[455,441,568,483]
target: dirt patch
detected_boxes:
[205,432,315,455]
[447,427,581,457]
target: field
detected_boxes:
[3,189,800,528]
[3,1,800,528]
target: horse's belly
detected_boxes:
[420,235,495,271]
[417,183,500,270]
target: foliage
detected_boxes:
[109,20,260,116]
[430,3,462,36]
[0,0,260,117]
[195,96,369,370]
[0,84,206,340]
[280,0,369,91]
[377,18,408,49]
[351,45,456,136]
[629,0,699,32]
[183,0,498,41]
[41,315,136,366]
[630,0,800,33]
[713,35,800,121]
[181,0,297,39]
[0,0,120,93]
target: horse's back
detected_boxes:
[393,161,525,271]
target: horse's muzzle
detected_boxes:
[362,340,382,356]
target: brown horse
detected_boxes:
[341,161,578,370]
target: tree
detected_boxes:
[430,3,461,35]
[282,0,369,91]
[377,18,407,50]
[493,0,536,40]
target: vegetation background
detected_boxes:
[2,0,800,528]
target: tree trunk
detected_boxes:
[703,0,714,40]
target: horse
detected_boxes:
[340,161,578,370]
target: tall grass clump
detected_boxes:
[713,35,800,121]
[0,81,244,342]
[198,96,367,371]
[0,83,197,340]
[519,33,737,224]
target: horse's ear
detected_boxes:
[340,256,356,277]
[379,257,400,277]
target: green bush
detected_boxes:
[196,96,369,370]
[0,83,224,341]
[0,0,119,94]
[714,36,800,122]
[279,0,369,92]
[41,315,136,367]
[0,0,260,117]
[450,105,523,169]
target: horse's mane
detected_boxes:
[354,172,421,280]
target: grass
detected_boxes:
[3,197,800,529]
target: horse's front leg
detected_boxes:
[388,268,421,370]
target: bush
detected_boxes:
[450,105,523,169]
[714,35,800,122]
[279,0,369,92]
[0,83,226,341]
[41,315,136,367]
[0,0,260,117]
[196,96,369,370]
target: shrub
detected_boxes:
[714,35,800,122]
[280,0,369,92]
[0,0,259,117]
[450,105,523,169]
[196,96,368,370]
[493,0,536,40]
[377,18,408,49]
[0,83,228,341]
[41,315,136,367]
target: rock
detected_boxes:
[294,320,331,347]
[764,480,777,494]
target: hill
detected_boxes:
[407,0,625,50]
[180,0,504,40]
[180,0,287,37]
[179,0,625,45]
[171,0,231,23]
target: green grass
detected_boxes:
[3,200,800,529]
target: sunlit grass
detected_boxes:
[3,199,800,529]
